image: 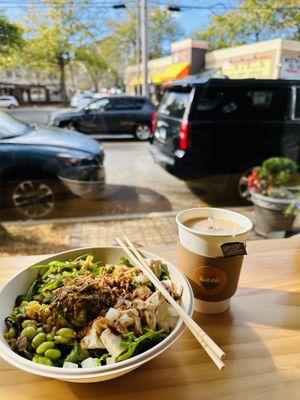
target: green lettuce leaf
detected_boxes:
[116,329,167,362]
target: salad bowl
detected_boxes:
[0,246,194,382]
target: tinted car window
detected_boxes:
[113,98,136,110]
[86,98,111,111]
[295,88,300,119]
[193,86,290,121]
[133,99,146,110]
[158,90,190,119]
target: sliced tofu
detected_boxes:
[146,290,162,307]
[106,356,116,365]
[156,301,178,331]
[63,361,78,369]
[105,307,121,321]
[100,328,124,358]
[81,357,100,368]
[81,324,106,349]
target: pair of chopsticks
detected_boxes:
[116,236,226,370]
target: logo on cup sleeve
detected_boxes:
[193,266,227,296]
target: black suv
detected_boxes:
[50,95,156,141]
[150,78,300,178]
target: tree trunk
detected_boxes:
[91,73,99,92]
[58,55,68,106]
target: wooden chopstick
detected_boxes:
[123,236,226,362]
[116,236,225,370]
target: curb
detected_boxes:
[1,207,253,227]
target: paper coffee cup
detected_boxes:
[176,208,253,314]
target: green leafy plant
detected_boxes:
[258,157,298,187]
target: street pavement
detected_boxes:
[4,106,245,223]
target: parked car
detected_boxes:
[50,95,156,141]
[150,78,300,178]
[0,111,104,219]
[0,95,19,109]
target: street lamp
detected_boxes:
[112,4,126,9]
[111,2,146,97]
[168,6,181,12]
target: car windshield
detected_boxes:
[0,111,30,138]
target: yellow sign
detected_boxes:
[221,57,272,79]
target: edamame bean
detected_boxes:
[44,348,61,360]
[7,326,17,338]
[32,332,47,349]
[32,355,53,366]
[36,341,55,355]
[36,327,43,333]
[55,328,75,338]
[46,333,55,340]
[21,320,37,329]
[21,326,37,340]
[54,335,71,344]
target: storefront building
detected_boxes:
[125,38,300,97]
[125,38,208,98]
[206,39,300,80]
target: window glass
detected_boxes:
[0,111,28,138]
[86,98,110,111]
[158,90,190,119]
[295,88,300,118]
[113,98,135,110]
[193,86,290,121]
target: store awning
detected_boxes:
[152,62,190,84]
[130,62,190,86]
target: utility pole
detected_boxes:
[141,0,148,97]
[136,4,141,96]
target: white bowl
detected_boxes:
[0,246,194,382]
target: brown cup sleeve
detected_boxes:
[177,240,244,302]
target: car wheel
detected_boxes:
[8,104,15,109]
[134,124,151,141]
[8,179,57,219]
[66,121,77,131]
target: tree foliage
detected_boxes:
[108,6,183,64]
[0,16,24,63]
[23,0,102,103]
[195,0,300,50]
[76,46,108,91]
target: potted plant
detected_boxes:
[240,157,300,236]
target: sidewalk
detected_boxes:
[69,208,259,249]
[0,208,262,257]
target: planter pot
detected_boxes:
[251,191,296,237]
[58,165,105,200]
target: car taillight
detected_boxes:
[179,121,191,150]
[151,112,157,135]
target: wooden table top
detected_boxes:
[0,238,300,400]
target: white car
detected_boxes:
[70,93,93,108]
[71,92,108,108]
[0,95,19,108]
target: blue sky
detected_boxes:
[4,0,231,37]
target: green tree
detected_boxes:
[23,0,101,104]
[195,0,300,50]
[108,6,183,65]
[76,46,108,92]
[0,16,24,63]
